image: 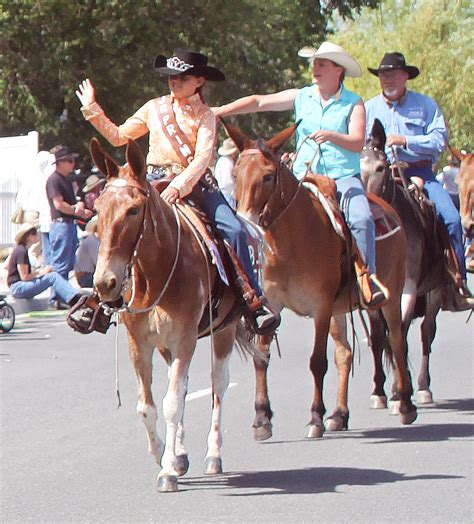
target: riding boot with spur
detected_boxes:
[444,281,474,312]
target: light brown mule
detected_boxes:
[449,146,474,271]
[91,138,246,492]
[225,122,417,440]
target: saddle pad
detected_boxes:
[303,181,401,242]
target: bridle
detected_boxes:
[98,178,181,315]
[362,143,395,204]
[239,145,302,230]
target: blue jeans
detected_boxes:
[10,272,79,304]
[406,165,466,279]
[189,183,262,296]
[49,221,78,273]
[336,175,376,274]
[41,232,51,266]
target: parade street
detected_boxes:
[2,306,473,523]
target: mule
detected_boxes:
[90,137,250,492]
[224,122,417,440]
[361,119,446,407]
[449,146,474,272]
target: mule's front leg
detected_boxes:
[158,356,191,493]
[253,334,273,441]
[127,334,164,464]
[325,314,351,431]
[307,313,331,438]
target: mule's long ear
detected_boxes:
[90,138,119,179]
[266,121,300,153]
[448,145,464,162]
[371,118,386,151]
[220,118,252,151]
[126,139,146,181]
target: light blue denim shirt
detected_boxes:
[293,83,361,180]
[365,90,447,164]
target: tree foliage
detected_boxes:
[1,0,379,165]
[331,0,473,151]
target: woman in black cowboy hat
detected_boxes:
[75,49,279,335]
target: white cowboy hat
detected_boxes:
[298,41,362,78]
[218,138,238,157]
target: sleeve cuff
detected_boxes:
[80,102,104,120]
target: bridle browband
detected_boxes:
[239,146,302,229]
[98,178,181,315]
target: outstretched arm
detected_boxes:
[213,89,299,118]
[76,79,149,146]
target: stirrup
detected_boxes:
[359,273,389,309]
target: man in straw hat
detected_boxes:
[214,41,388,307]
[215,138,239,208]
[6,223,83,309]
[365,52,473,310]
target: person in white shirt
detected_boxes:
[214,138,238,208]
[436,155,460,211]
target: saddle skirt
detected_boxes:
[302,173,401,242]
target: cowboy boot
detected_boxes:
[357,270,390,309]
[445,281,474,312]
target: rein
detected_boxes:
[240,148,302,229]
[99,179,182,315]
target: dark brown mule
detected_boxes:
[449,146,474,272]
[91,138,248,492]
[225,122,417,440]
[361,119,446,407]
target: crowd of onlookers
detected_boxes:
[2,146,102,309]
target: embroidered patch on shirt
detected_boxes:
[408,107,424,118]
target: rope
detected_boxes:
[114,313,122,409]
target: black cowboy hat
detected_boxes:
[368,52,419,79]
[154,48,225,82]
[50,144,79,163]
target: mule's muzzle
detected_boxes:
[94,270,123,302]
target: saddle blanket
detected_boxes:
[303,180,400,241]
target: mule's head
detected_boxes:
[450,145,474,232]
[222,120,298,226]
[91,138,148,301]
[360,119,389,196]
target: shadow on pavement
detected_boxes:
[181,466,463,495]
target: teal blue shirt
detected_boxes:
[293,84,361,180]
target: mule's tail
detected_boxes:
[234,320,269,363]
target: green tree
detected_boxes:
[330,0,473,151]
[1,0,378,164]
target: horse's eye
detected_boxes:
[376,165,385,173]
[263,174,274,183]
[127,207,139,216]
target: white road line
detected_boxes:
[186,382,237,401]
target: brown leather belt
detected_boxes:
[406,159,432,168]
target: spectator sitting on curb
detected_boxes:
[7,223,84,310]
[74,217,99,288]
[83,172,105,213]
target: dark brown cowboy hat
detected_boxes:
[50,144,79,163]
[154,48,225,82]
[368,52,419,79]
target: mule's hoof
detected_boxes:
[388,400,401,415]
[157,474,178,493]
[204,456,222,475]
[307,423,325,439]
[175,454,190,477]
[400,407,417,425]
[324,414,347,432]
[416,390,433,404]
[369,395,387,409]
[253,423,273,441]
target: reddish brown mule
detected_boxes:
[91,138,248,492]
[225,122,417,440]
[449,146,474,271]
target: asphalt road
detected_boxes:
[1,305,473,523]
